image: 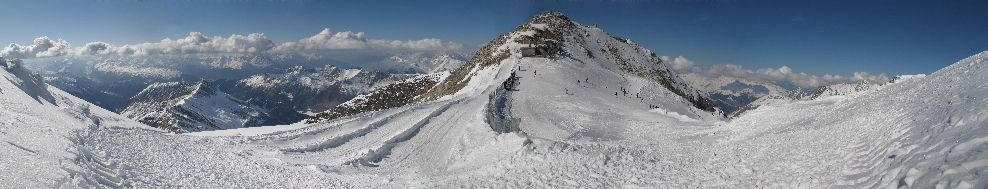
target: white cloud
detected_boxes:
[5,28,463,59]
[778,65,791,74]
[368,38,464,51]
[662,55,695,70]
[1,36,72,59]
[272,28,369,52]
[670,55,888,88]
[75,32,274,56]
[77,41,136,56]
[272,28,464,52]
[128,32,275,55]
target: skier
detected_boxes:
[565,88,569,94]
[585,77,588,82]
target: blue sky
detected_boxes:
[2,1,987,77]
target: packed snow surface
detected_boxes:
[4,24,988,189]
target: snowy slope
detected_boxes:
[714,51,988,188]
[246,11,731,187]
[118,80,272,133]
[1,58,373,188]
[259,13,988,187]
[413,11,719,117]
[0,58,155,188]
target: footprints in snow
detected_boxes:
[56,132,132,188]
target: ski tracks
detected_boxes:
[249,100,459,168]
[349,100,458,166]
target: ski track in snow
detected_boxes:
[4,17,988,188]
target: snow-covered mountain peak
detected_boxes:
[284,65,307,75]
[119,80,271,133]
[414,11,717,116]
[525,11,578,31]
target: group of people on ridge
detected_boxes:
[503,71,518,90]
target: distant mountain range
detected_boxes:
[678,74,790,115]
[21,51,470,131]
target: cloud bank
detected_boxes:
[77,32,275,56]
[272,28,463,52]
[1,36,72,59]
[662,56,889,88]
[2,28,464,59]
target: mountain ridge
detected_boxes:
[308,11,721,123]
[118,80,271,133]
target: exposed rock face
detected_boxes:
[810,80,876,99]
[306,73,446,123]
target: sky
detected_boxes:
[2,1,987,79]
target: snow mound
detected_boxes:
[2,57,56,105]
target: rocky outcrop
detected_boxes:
[306,73,446,123]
